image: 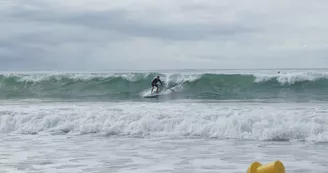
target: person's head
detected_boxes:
[157,76,160,79]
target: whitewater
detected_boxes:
[0,69,328,173]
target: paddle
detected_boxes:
[163,86,175,92]
[160,81,175,92]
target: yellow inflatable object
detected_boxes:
[247,161,285,173]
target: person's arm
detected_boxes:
[160,80,163,85]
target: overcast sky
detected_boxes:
[1,0,328,71]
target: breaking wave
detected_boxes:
[0,71,327,101]
[1,102,327,142]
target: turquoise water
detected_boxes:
[0,69,327,102]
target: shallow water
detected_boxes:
[0,134,327,173]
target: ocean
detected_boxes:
[0,69,328,173]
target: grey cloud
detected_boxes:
[62,10,254,40]
[6,5,256,41]
[0,44,51,70]
[10,27,127,46]
[1,0,328,71]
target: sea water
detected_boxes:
[0,69,328,173]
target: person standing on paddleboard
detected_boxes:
[151,76,163,94]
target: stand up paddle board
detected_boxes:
[144,93,161,98]
[143,86,175,98]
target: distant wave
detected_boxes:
[0,71,327,101]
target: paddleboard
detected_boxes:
[144,93,161,98]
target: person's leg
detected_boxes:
[156,84,159,93]
[151,83,154,94]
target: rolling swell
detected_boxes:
[0,72,327,101]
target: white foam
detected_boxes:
[254,71,328,84]
[0,72,153,82]
[1,101,327,142]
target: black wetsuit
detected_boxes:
[151,78,162,87]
